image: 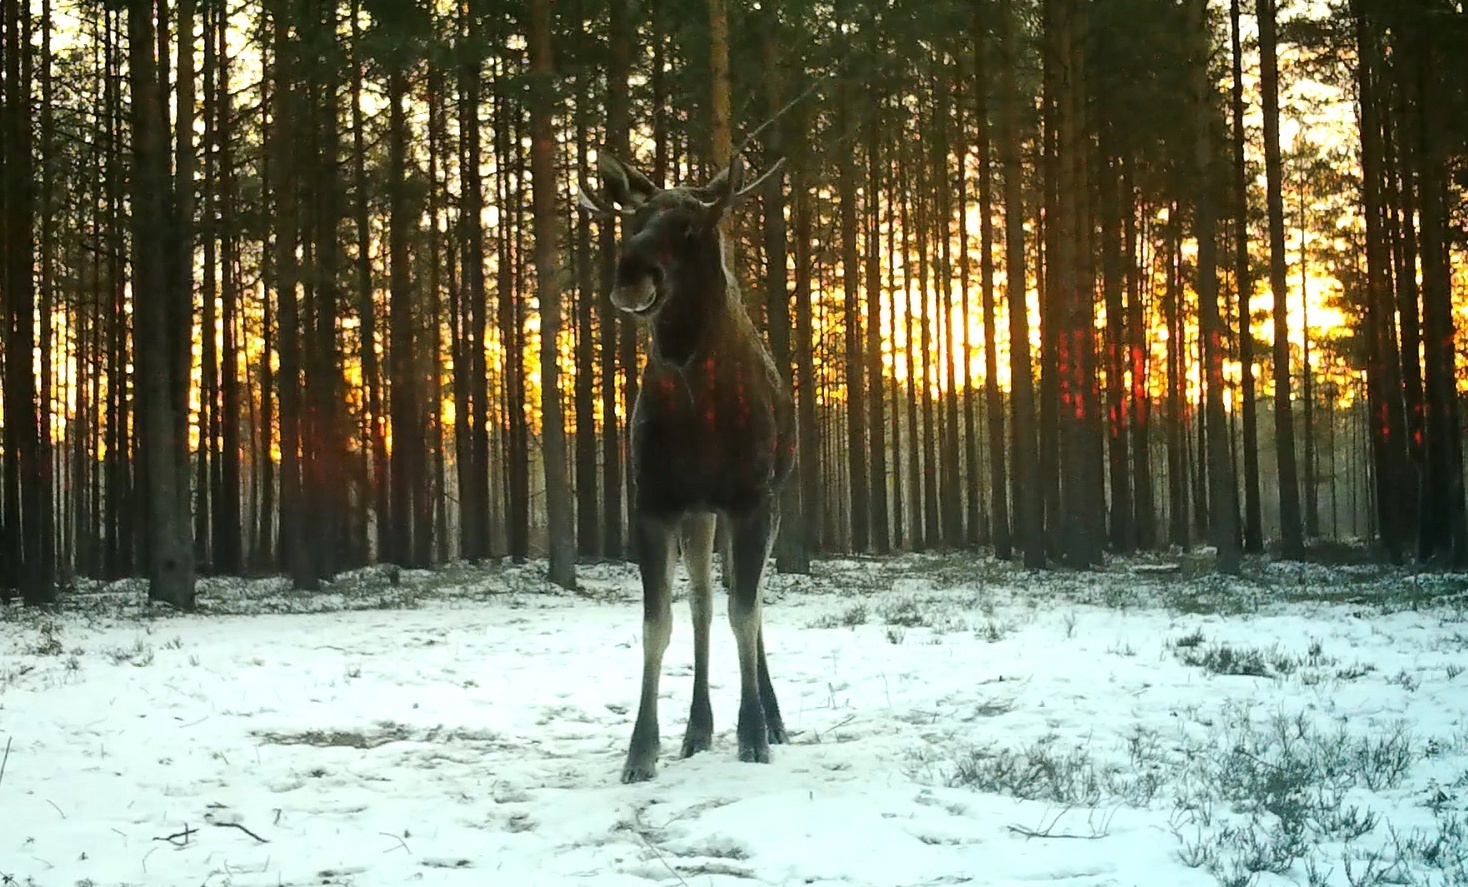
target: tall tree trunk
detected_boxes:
[1230,0,1263,553]
[457,0,490,561]
[935,64,964,548]
[837,77,869,551]
[865,58,890,555]
[528,0,576,588]
[128,0,195,607]
[216,3,241,573]
[1352,0,1407,562]
[351,2,387,564]
[764,9,806,573]
[572,22,599,560]
[998,0,1043,568]
[975,7,1010,558]
[2,0,54,602]
[1053,0,1101,568]
[1191,0,1240,574]
[271,2,312,587]
[1411,23,1467,564]
[792,161,821,561]
[387,66,418,566]
[600,0,632,560]
[1165,212,1189,548]
[1101,151,1131,553]
[1257,0,1304,558]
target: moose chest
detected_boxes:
[631,357,792,516]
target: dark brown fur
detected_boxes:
[580,153,794,782]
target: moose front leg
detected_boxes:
[680,513,717,758]
[726,501,778,764]
[624,516,678,783]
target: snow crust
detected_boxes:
[2,555,1466,886]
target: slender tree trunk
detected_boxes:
[934,65,964,548]
[1352,1,1407,562]
[1165,213,1189,548]
[999,0,1043,568]
[764,9,806,573]
[1257,0,1304,558]
[1191,0,1240,574]
[528,0,576,588]
[2,0,54,602]
[1411,25,1467,564]
[865,60,890,555]
[216,5,241,573]
[128,0,195,607]
[975,8,1010,558]
[792,164,821,560]
[1230,0,1263,553]
[600,0,632,560]
[572,29,599,560]
[457,0,490,561]
[837,77,869,551]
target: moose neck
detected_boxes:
[648,229,739,368]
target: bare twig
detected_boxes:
[0,736,11,789]
[1007,805,1114,840]
[379,832,410,854]
[47,799,65,818]
[636,832,691,887]
[1006,823,1108,840]
[213,821,269,843]
[154,825,196,846]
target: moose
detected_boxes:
[579,151,796,783]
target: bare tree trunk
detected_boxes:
[975,5,1011,558]
[528,0,576,588]
[128,0,195,607]
[1230,0,1263,553]
[600,0,632,560]
[1257,0,1304,558]
[572,17,599,560]
[1191,0,1240,574]
[998,0,1043,568]
[865,52,890,554]
[837,77,869,551]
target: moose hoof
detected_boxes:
[622,741,660,783]
[767,722,789,745]
[680,730,712,759]
[738,741,772,764]
[621,760,658,783]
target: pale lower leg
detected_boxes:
[682,513,717,757]
[623,519,676,783]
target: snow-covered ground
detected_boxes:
[3,554,1467,887]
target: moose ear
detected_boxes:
[697,155,746,215]
[598,153,660,209]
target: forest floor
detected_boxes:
[3,551,1468,887]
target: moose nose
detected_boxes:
[612,251,660,314]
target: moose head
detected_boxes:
[578,153,785,324]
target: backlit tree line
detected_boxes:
[1,0,1465,607]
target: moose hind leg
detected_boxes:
[623,516,677,783]
[680,513,717,758]
[726,502,777,764]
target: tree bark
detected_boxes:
[998,0,1043,568]
[1257,0,1304,558]
[528,0,576,588]
[128,0,195,607]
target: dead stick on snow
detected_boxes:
[0,736,11,789]
[380,832,410,854]
[154,825,196,845]
[214,821,270,843]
